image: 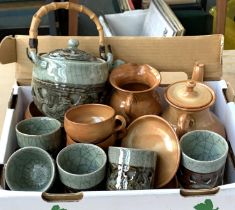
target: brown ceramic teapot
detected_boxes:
[109,63,162,123]
[162,79,226,138]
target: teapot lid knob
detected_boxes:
[68,39,79,49]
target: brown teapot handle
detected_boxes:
[28,2,105,59]
[176,113,194,139]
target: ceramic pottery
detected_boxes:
[27,3,114,86]
[27,3,116,123]
[121,115,180,188]
[109,63,161,124]
[56,143,107,191]
[66,134,116,150]
[64,104,126,143]
[178,130,228,189]
[107,146,157,190]
[5,147,55,191]
[24,101,44,119]
[162,80,226,138]
[16,117,62,153]
[32,78,106,123]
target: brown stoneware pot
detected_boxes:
[162,80,226,138]
[109,63,162,124]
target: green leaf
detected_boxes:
[194,203,207,210]
[205,199,213,209]
[51,205,60,210]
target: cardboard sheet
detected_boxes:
[0,35,223,85]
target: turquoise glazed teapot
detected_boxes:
[27,2,114,122]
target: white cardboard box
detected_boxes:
[0,35,235,210]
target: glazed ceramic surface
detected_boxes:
[107,147,157,190]
[30,38,113,86]
[162,80,226,138]
[178,165,225,189]
[33,55,112,86]
[32,78,106,122]
[56,143,107,191]
[178,130,228,189]
[64,104,126,143]
[16,117,62,153]
[109,63,161,124]
[180,130,228,173]
[5,147,55,191]
[121,115,180,188]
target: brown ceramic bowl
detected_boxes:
[64,104,126,143]
[24,101,44,119]
[121,115,180,188]
[66,134,116,150]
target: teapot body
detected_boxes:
[33,56,111,86]
[162,106,226,138]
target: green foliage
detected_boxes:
[51,205,67,210]
[194,199,219,210]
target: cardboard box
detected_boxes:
[0,34,235,210]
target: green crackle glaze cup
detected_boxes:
[107,146,157,190]
[178,130,228,189]
[56,143,107,191]
[5,147,55,191]
[16,117,62,154]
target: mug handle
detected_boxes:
[176,113,194,138]
[114,115,127,133]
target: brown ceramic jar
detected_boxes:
[109,63,162,124]
[162,80,226,138]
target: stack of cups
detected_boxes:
[64,104,126,150]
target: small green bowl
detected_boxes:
[16,117,62,153]
[56,143,107,191]
[5,147,55,191]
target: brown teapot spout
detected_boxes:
[192,62,204,82]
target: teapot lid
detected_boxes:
[47,39,98,62]
[165,80,215,111]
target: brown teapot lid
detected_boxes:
[165,80,215,111]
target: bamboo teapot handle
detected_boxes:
[28,2,106,59]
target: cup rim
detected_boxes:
[16,117,61,137]
[5,146,55,191]
[56,143,107,177]
[64,104,115,126]
[180,130,229,164]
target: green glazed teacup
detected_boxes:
[178,130,228,189]
[5,147,55,191]
[56,143,107,191]
[16,117,62,153]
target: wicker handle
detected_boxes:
[29,2,105,58]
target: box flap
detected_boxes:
[0,36,16,64]
[13,34,223,85]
